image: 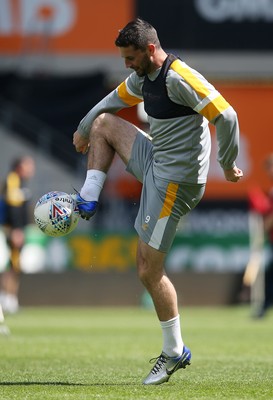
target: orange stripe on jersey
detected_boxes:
[159,182,179,219]
[200,95,230,122]
[170,60,210,99]
[117,81,143,107]
[170,60,230,121]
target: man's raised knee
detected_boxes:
[91,113,118,138]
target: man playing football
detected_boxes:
[73,18,243,385]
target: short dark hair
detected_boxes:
[115,18,161,51]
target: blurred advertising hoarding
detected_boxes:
[0,221,254,274]
[136,0,273,51]
[0,0,133,53]
[1,0,273,53]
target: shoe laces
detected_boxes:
[71,189,89,206]
[149,353,169,375]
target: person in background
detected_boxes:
[0,156,35,314]
[73,18,243,385]
[248,154,273,317]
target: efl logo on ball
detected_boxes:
[34,191,79,237]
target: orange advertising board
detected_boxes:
[0,0,134,53]
[205,83,273,199]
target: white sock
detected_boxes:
[160,315,184,357]
[80,169,106,201]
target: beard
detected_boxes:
[134,53,153,77]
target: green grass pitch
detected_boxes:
[0,306,272,399]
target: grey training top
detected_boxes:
[78,56,239,184]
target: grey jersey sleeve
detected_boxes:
[213,107,239,170]
[166,64,240,170]
[77,89,129,138]
[77,73,144,138]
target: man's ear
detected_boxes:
[147,44,156,55]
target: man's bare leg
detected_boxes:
[86,113,139,171]
[138,239,191,385]
[74,113,140,216]
[137,238,178,321]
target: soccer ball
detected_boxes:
[34,191,79,237]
